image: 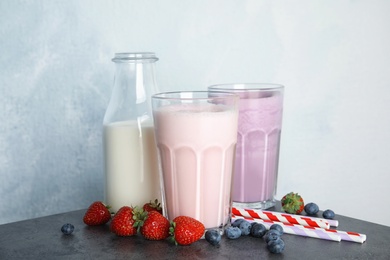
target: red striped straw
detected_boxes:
[232,207,338,228]
[232,215,366,243]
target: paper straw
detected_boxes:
[232,215,366,243]
[320,229,367,244]
[232,207,338,228]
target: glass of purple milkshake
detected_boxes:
[208,84,284,209]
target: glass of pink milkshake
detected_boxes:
[152,91,239,231]
[208,84,284,209]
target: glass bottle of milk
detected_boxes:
[103,53,160,213]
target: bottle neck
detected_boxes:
[103,53,159,124]
[112,61,158,103]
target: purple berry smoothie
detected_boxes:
[209,84,284,209]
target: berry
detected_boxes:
[238,220,251,236]
[231,219,245,227]
[140,211,170,240]
[304,202,319,216]
[110,206,138,236]
[61,223,74,235]
[264,229,281,243]
[225,226,241,239]
[143,199,162,214]
[267,237,285,254]
[83,201,111,226]
[281,192,305,214]
[250,223,267,238]
[205,229,221,246]
[170,216,205,245]
[323,209,335,219]
[267,228,282,237]
[269,224,284,235]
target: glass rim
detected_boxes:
[208,83,284,92]
[152,90,239,101]
[112,52,159,63]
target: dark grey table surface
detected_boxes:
[1,202,389,259]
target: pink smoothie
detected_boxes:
[233,93,283,205]
[153,103,238,229]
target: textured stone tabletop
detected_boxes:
[1,202,389,259]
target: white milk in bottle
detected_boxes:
[104,120,159,212]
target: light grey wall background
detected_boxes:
[1,0,389,226]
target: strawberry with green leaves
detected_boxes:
[110,206,138,236]
[83,201,111,226]
[170,216,205,245]
[281,192,305,214]
[140,211,170,240]
[143,199,162,214]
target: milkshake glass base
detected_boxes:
[232,199,276,210]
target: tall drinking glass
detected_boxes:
[152,91,239,230]
[208,84,284,209]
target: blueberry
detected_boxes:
[304,202,319,216]
[269,224,284,235]
[231,219,245,227]
[264,229,281,243]
[61,223,74,235]
[323,209,335,219]
[225,226,242,239]
[205,229,221,246]
[267,237,285,254]
[250,223,267,238]
[238,220,251,236]
[267,227,282,236]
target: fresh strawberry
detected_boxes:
[83,201,111,226]
[110,206,138,236]
[140,211,170,240]
[143,199,162,214]
[281,192,305,214]
[170,216,205,245]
